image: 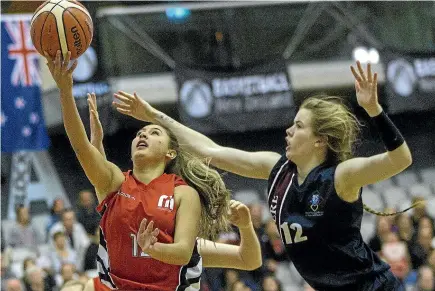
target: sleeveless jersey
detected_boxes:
[96,171,202,291]
[267,155,389,290]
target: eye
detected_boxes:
[136,131,142,137]
[151,130,159,135]
[296,123,302,128]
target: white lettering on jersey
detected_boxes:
[158,195,174,211]
[117,190,136,200]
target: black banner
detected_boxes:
[384,52,435,114]
[175,60,294,133]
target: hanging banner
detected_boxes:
[175,59,294,133]
[384,52,435,114]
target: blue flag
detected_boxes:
[1,14,50,153]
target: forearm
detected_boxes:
[154,112,216,157]
[238,224,262,270]
[146,242,192,265]
[59,88,91,153]
[91,139,106,160]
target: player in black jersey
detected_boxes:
[113,62,414,290]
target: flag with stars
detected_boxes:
[1,14,50,152]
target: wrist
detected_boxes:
[365,104,383,117]
[238,222,253,230]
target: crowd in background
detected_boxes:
[1,190,435,291]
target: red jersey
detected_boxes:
[93,277,111,291]
[96,171,202,290]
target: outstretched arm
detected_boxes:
[113,91,280,179]
[88,93,106,159]
[335,62,412,202]
[45,51,124,202]
[198,200,262,270]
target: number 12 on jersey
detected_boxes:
[130,233,150,258]
[280,222,308,244]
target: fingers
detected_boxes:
[114,92,133,103]
[367,63,372,82]
[146,220,154,233]
[43,51,54,72]
[113,101,131,111]
[357,61,366,81]
[117,91,135,100]
[151,228,159,237]
[138,218,148,234]
[67,60,78,74]
[372,73,378,95]
[63,51,71,71]
[350,65,362,83]
[91,93,97,110]
[54,50,61,76]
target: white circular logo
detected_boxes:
[179,80,213,118]
[73,46,98,82]
[387,58,416,97]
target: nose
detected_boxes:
[139,132,148,139]
[286,126,294,137]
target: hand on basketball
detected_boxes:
[88,93,103,145]
[113,91,158,122]
[137,218,160,252]
[44,50,77,90]
[351,61,382,117]
[228,200,252,229]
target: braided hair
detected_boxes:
[363,200,425,216]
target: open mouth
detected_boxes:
[136,140,148,149]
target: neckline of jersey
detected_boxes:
[129,170,171,186]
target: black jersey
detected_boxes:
[267,155,390,290]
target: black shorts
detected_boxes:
[358,269,405,291]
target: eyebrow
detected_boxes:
[138,127,163,135]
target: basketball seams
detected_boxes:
[31,2,58,55]
[64,9,89,49]
[52,5,68,58]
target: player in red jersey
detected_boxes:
[85,93,262,290]
[45,51,234,290]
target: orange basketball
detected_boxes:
[30,0,93,60]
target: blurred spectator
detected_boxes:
[49,231,78,273]
[231,280,251,291]
[381,239,415,285]
[428,250,435,273]
[416,265,435,291]
[76,190,100,235]
[8,205,43,249]
[83,227,99,271]
[411,197,432,230]
[418,217,435,235]
[49,209,90,271]
[396,213,414,244]
[24,266,46,291]
[410,227,434,269]
[263,219,288,270]
[224,269,240,291]
[47,198,65,233]
[369,216,393,253]
[5,278,23,291]
[1,252,15,290]
[59,263,77,287]
[261,275,282,291]
[60,279,85,291]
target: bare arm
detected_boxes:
[138,185,201,265]
[113,91,281,180]
[45,51,124,202]
[198,201,261,270]
[335,62,412,202]
[88,93,106,159]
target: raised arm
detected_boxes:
[45,51,124,202]
[113,91,280,179]
[335,62,412,202]
[198,200,262,270]
[88,93,106,159]
[137,185,201,265]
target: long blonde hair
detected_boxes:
[162,125,231,240]
[301,96,420,217]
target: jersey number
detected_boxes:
[130,233,150,258]
[280,222,308,244]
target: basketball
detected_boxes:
[30,0,93,60]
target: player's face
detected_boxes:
[285,108,319,162]
[131,125,173,163]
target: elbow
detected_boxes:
[246,257,262,271]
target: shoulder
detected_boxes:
[269,154,292,178]
[174,185,200,206]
